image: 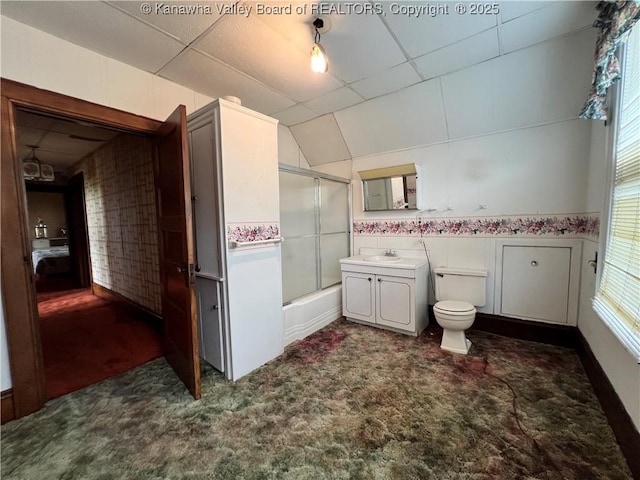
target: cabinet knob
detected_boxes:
[377,278,381,282]
[211,305,218,311]
[368,277,372,282]
[531,260,538,267]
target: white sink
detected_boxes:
[362,255,403,263]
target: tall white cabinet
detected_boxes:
[188,99,284,381]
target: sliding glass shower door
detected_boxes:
[279,166,350,304]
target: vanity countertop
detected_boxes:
[340,254,428,270]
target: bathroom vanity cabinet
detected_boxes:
[340,256,429,336]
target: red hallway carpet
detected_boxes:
[38,288,163,400]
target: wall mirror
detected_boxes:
[359,164,420,211]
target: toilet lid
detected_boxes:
[435,300,475,313]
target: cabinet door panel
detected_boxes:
[376,276,414,330]
[196,277,224,372]
[342,272,375,323]
[501,246,570,323]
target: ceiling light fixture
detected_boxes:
[22,145,55,182]
[310,18,330,74]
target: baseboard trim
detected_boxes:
[92,283,162,332]
[576,330,640,479]
[1,389,15,424]
[471,312,579,348]
[285,305,342,346]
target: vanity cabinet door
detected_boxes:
[376,275,414,332]
[342,271,375,323]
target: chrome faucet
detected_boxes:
[384,249,397,257]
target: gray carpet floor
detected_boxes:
[1,319,633,479]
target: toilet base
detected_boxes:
[440,329,472,354]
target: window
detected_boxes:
[593,25,640,360]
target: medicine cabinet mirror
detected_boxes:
[359,164,420,211]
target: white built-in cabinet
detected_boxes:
[341,258,429,336]
[495,239,581,326]
[188,99,284,381]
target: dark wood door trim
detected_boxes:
[1,79,163,420]
[66,172,92,288]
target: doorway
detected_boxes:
[16,108,165,400]
[1,79,200,421]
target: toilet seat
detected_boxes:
[434,300,475,314]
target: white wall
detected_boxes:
[348,28,597,312]
[578,123,640,430]
[0,16,214,121]
[0,16,216,391]
[278,125,310,169]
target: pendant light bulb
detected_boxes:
[310,42,328,73]
[310,18,329,74]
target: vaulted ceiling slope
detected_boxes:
[1,1,596,164]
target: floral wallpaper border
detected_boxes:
[353,215,599,238]
[227,223,280,243]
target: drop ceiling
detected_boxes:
[14,109,122,171]
[0,1,596,128]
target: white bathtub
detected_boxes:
[283,285,343,346]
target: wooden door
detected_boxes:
[154,105,201,399]
[65,173,91,288]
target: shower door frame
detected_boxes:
[278,164,352,305]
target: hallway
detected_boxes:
[38,287,163,399]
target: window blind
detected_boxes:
[597,25,640,340]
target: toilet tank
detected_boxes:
[434,267,487,307]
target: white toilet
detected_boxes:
[433,267,487,354]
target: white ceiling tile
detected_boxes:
[1,1,185,72]
[383,3,497,58]
[159,49,295,115]
[255,5,407,83]
[290,114,351,165]
[15,110,56,132]
[14,111,119,168]
[251,3,317,51]
[271,104,319,126]
[334,80,448,158]
[107,1,223,44]
[500,2,595,53]
[350,63,421,99]
[194,15,342,102]
[318,13,407,83]
[499,1,554,23]
[303,88,364,115]
[15,128,43,149]
[413,29,500,80]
